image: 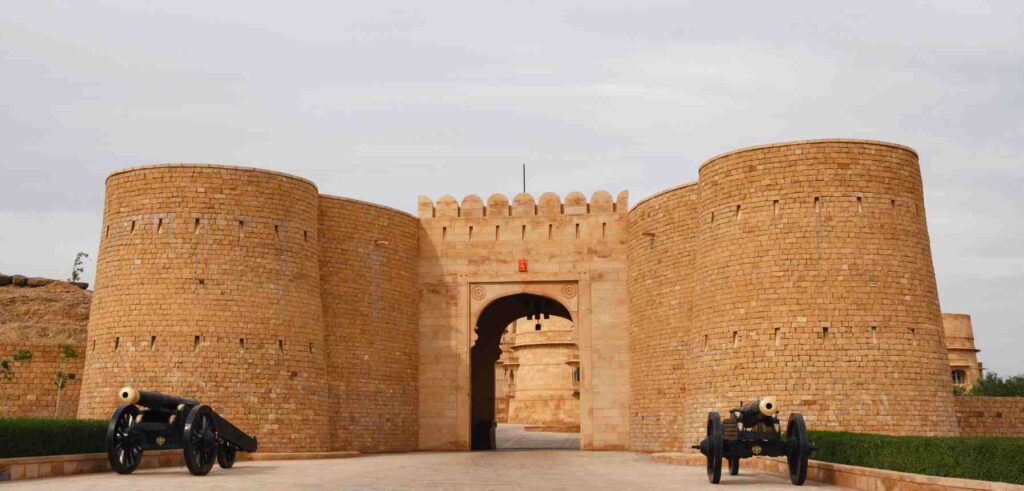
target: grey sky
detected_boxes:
[1,1,1021,375]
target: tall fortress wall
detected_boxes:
[75,139,963,454]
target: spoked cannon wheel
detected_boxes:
[183,405,219,476]
[728,456,740,476]
[705,412,724,484]
[786,412,810,485]
[217,440,237,469]
[106,404,143,474]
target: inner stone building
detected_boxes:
[76,139,968,454]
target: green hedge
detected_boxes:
[0,418,107,458]
[808,431,1024,485]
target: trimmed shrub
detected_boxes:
[0,418,107,458]
[808,431,1024,485]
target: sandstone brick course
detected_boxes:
[954,396,1024,437]
[318,195,419,452]
[0,343,84,418]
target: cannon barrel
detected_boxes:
[735,396,779,427]
[118,386,198,411]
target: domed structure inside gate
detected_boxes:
[74,140,970,452]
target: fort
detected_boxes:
[1,138,1011,454]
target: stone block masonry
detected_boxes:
[71,139,977,453]
[0,343,85,418]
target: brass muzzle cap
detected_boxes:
[118,386,140,405]
[759,396,779,416]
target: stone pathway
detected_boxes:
[5,450,844,490]
[496,423,580,449]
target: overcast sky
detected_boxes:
[1,1,1021,375]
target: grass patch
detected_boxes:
[808,431,1024,485]
[0,417,107,458]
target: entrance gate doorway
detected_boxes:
[464,281,589,450]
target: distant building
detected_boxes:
[943,314,984,390]
[495,317,579,431]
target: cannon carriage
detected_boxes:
[694,396,814,485]
[106,387,258,476]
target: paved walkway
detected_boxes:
[6,450,843,490]
[496,423,580,449]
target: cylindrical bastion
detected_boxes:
[77,165,330,452]
[685,140,957,444]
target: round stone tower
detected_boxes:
[77,164,329,452]
[629,140,959,451]
[685,139,958,444]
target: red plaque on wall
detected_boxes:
[517,259,528,272]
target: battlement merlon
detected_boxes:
[417,191,628,219]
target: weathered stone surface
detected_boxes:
[0,274,10,286]
[11,275,27,286]
[25,277,53,288]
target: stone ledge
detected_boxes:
[650,452,1024,490]
[0,450,360,482]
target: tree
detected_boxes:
[53,344,78,417]
[69,252,90,282]
[0,349,34,380]
[969,372,1024,397]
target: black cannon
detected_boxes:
[105,387,258,476]
[693,396,814,485]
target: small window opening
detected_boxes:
[736,205,742,221]
[710,212,715,228]
[105,225,110,239]
[891,199,896,209]
[915,203,919,215]
[910,328,917,345]
[732,331,740,348]
[814,197,821,213]
[274,224,280,239]
[703,334,709,351]
[774,328,781,347]
[495,225,500,241]
[150,335,156,350]
[304,230,309,244]
[951,369,966,385]
[548,224,553,240]
[91,340,95,352]
[857,196,863,213]
[114,337,119,351]
[130,221,136,235]
[442,226,447,241]
[194,218,201,234]
[309,342,314,353]
[156,218,163,234]
[239,338,245,351]
[773,199,779,216]
[575,223,580,239]
[238,220,244,233]
[278,339,284,352]
[193,335,200,351]
[468,226,473,242]
[521,225,526,240]
[602,222,607,238]
[821,326,829,340]
[870,325,877,344]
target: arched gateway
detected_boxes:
[416,191,631,451]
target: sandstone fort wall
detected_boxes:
[682,140,958,446]
[0,343,85,418]
[627,183,699,452]
[954,396,1024,437]
[76,165,330,452]
[318,195,420,452]
[69,139,980,453]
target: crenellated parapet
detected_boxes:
[417,191,628,219]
